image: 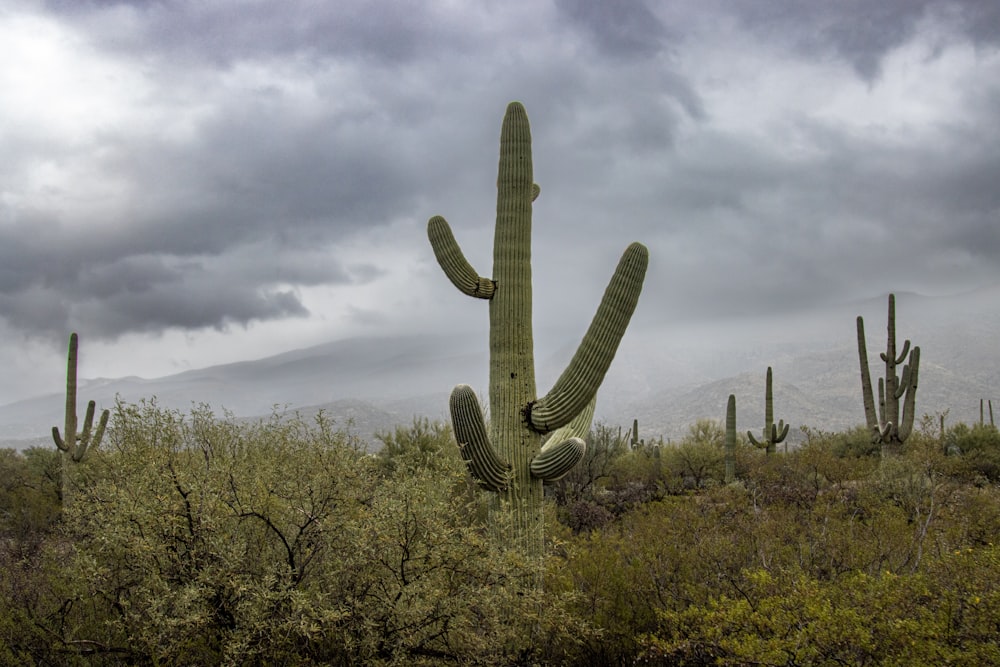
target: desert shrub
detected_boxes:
[373,416,461,476]
[639,544,1000,666]
[3,400,587,666]
[801,424,880,459]
[942,423,1000,483]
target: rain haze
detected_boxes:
[2,0,999,428]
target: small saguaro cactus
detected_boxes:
[725,394,736,484]
[857,293,920,451]
[52,332,109,462]
[630,418,644,449]
[428,102,648,560]
[747,366,788,454]
[52,332,109,501]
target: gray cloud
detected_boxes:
[725,0,1000,80]
[554,0,671,58]
[43,0,480,65]
[1,0,998,397]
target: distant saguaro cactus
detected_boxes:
[428,102,648,560]
[981,399,995,428]
[725,394,736,484]
[52,332,109,500]
[857,293,920,452]
[630,418,644,449]
[747,366,788,454]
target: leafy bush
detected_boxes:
[2,400,587,665]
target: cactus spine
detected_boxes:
[725,394,736,484]
[52,332,109,501]
[428,102,648,559]
[747,366,788,454]
[857,293,920,452]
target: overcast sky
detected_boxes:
[1,0,999,405]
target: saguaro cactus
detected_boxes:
[981,399,995,428]
[857,293,920,451]
[630,418,644,449]
[52,332,109,500]
[747,366,788,454]
[725,394,737,484]
[428,102,648,559]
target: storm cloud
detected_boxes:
[1,0,998,402]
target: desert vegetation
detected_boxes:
[2,403,1000,665]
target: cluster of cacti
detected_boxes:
[747,366,789,454]
[52,332,109,500]
[857,293,920,450]
[725,394,736,484]
[428,102,648,559]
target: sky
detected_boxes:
[1,0,999,406]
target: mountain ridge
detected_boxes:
[2,289,998,449]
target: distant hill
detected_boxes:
[2,288,998,450]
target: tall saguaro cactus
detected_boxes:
[725,394,737,484]
[428,102,648,559]
[52,332,109,501]
[747,366,789,454]
[857,293,921,451]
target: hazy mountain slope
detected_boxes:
[2,288,998,449]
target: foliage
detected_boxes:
[374,416,460,475]
[640,545,1000,666]
[943,423,1000,483]
[1,401,588,665]
[560,427,1000,665]
[5,405,1000,665]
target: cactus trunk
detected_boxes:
[725,394,736,484]
[428,102,648,563]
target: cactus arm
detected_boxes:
[75,401,96,462]
[897,346,920,442]
[778,420,789,442]
[427,216,496,299]
[449,384,511,491]
[877,378,887,425]
[857,317,879,433]
[747,430,762,448]
[527,242,648,433]
[73,400,110,462]
[893,365,911,400]
[52,426,67,452]
[772,420,790,444]
[540,395,596,449]
[881,339,910,365]
[531,395,594,482]
[530,438,586,481]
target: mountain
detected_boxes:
[2,288,998,450]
